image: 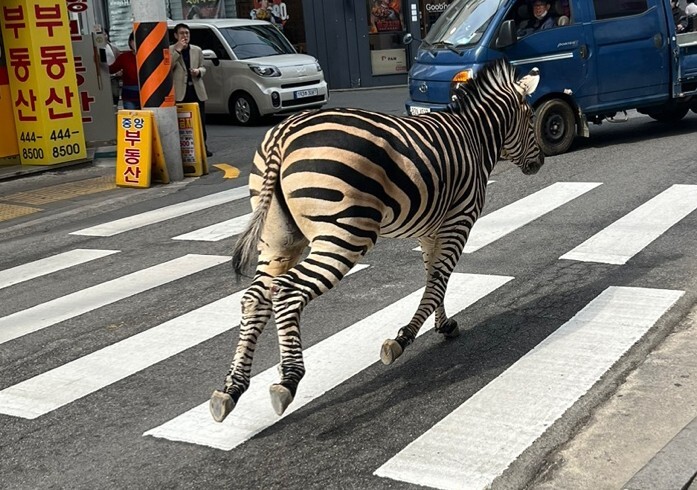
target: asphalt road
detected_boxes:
[1,92,696,489]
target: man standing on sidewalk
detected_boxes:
[170,23,213,157]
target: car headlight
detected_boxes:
[250,65,281,77]
[314,61,322,72]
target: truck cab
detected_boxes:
[406,0,697,155]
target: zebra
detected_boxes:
[209,58,544,423]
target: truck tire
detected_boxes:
[646,106,689,123]
[534,99,576,156]
[230,93,260,126]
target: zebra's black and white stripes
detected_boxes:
[210,59,545,422]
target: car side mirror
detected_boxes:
[202,49,220,66]
[496,20,517,48]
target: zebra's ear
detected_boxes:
[515,67,540,97]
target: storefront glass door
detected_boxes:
[366,0,408,76]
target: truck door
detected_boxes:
[586,0,671,109]
[501,0,589,102]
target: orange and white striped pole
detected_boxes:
[130,0,183,181]
[134,22,175,109]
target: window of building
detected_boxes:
[592,0,648,20]
[367,0,408,76]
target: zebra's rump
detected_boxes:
[251,107,487,243]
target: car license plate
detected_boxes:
[410,106,431,115]
[294,88,318,99]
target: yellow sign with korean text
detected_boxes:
[116,110,152,188]
[176,102,208,177]
[151,119,170,184]
[0,0,86,165]
[0,66,19,160]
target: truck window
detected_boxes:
[510,0,573,37]
[592,0,648,20]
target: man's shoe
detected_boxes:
[206,150,213,157]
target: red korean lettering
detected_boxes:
[124,148,141,165]
[2,6,26,39]
[74,56,86,86]
[124,166,142,183]
[34,5,62,37]
[66,0,88,13]
[8,48,31,83]
[15,88,37,121]
[40,45,69,80]
[45,86,75,119]
[80,91,95,122]
[69,19,80,42]
[124,130,141,146]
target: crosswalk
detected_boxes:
[1,180,695,489]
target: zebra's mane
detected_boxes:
[448,58,517,113]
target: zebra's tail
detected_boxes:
[231,149,281,279]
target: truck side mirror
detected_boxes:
[403,33,413,45]
[496,20,517,49]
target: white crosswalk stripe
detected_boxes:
[172,213,252,242]
[70,186,249,237]
[0,249,119,290]
[561,184,697,264]
[0,254,230,345]
[463,182,601,253]
[374,286,684,490]
[0,263,370,420]
[143,273,513,450]
[414,182,601,253]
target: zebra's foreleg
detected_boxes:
[381,234,464,365]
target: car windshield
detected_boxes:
[219,25,295,59]
[424,0,504,48]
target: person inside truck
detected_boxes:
[517,0,556,37]
[687,0,697,31]
[671,0,688,32]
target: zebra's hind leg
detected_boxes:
[381,233,464,365]
[210,249,305,423]
[267,245,368,415]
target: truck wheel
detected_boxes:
[646,106,689,123]
[229,93,260,126]
[534,99,576,156]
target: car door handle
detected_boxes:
[579,44,588,59]
[653,33,663,48]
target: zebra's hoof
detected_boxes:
[209,389,235,423]
[269,384,293,415]
[438,319,460,339]
[380,339,403,365]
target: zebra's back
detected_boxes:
[251,107,490,243]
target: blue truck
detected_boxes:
[405,0,697,155]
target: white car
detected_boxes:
[169,19,328,125]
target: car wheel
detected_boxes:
[229,93,260,126]
[534,99,576,156]
[647,105,689,123]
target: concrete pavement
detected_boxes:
[1,87,696,490]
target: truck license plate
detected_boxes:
[409,106,431,115]
[294,88,318,99]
